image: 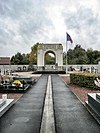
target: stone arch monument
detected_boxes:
[37,43,63,71]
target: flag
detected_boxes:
[66,33,73,43]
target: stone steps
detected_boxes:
[96,93,100,100]
[0,99,6,108]
[85,93,100,124]
[0,99,14,117]
[88,93,100,112]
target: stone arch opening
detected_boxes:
[44,50,56,65]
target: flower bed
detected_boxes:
[70,73,100,90]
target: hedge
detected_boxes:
[70,73,100,90]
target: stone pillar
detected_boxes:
[98,61,100,74]
[1,69,4,75]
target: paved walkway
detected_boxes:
[52,74,100,133]
[40,75,55,133]
[0,74,48,133]
[0,74,100,133]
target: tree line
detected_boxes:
[11,43,100,65]
[67,45,100,64]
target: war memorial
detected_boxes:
[0,43,100,133]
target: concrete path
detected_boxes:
[40,75,55,133]
[52,74,100,133]
[0,74,48,133]
[0,74,100,133]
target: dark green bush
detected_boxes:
[70,73,100,90]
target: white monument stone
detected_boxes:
[1,69,4,75]
[98,61,100,74]
[2,94,7,101]
[0,93,14,117]
[37,43,63,71]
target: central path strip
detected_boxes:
[40,75,55,133]
[52,74,100,133]
[0,74,48,133]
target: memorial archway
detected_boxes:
[37,43,63,71]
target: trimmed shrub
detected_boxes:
[70,73,100,90]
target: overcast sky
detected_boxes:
[0,0,100,57]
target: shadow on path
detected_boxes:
[0,74,48,133]
[52,74,100,133]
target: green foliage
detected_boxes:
[45,53,55,65]
[67,45,88,64]
[86,48,93,64]
[95,57,100,64]
[21,53,30,64]
[67,45,100,64]
[11,52,29,65]
[70,73,100,90]
[29,43,38,64]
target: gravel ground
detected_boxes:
[60,75,100,104]
[0,93,23,102]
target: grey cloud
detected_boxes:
[0,0,53,52]
[62,6,100,50]
[0,0,100,56]
[63,8,95,30]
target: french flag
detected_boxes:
[66,33,73,44]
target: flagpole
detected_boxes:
[66,32,68,73]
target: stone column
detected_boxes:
[98,61,100,74]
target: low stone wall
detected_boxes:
[0,64,99,74]
[0,65,37,75]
